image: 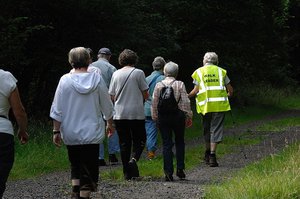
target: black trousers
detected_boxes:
[0,133,14,198]
[158,111,186,175]
[67,144,99,192]
[114,120,146,174]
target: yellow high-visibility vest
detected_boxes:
[191,65,231,115]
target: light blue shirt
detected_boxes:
[90,58,117,88]
[144,70,165,117]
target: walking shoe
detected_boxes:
[209,154,219,167]
[71,192,80,199]
[124,172,132,181]
[204,150,210,165]
[147,151,155,160]
[98,159,107,166]
[128,158,140,178]
[165,174,174,182]
[109,154,118,165]
[176,169,186,180]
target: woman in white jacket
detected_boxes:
[50,47,114,199]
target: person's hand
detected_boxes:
[185,118,192,128]
[106,124,115,138]
[53,133,62,147]
[17,130,29,144]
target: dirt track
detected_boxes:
[4,110,300,199]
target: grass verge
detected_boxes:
[204,143,300,199]
[9,121,69,180]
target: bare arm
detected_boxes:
[106,117,115,137]
[142,90,149,101]
[53,119,61,131]
[226,83,233,97]
[188,85,199,98]
[9,87,28,144]
[52,119,62,147]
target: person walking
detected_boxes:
[152,61,192,181]
[188,52,233,167]
[109,49,149,180]
[90,47,120,166]
[0,69,29,198]
[50,47,114,199]
[144,56,166,160]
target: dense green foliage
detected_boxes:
[0,0,299,118]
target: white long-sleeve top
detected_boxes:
[50,72,113,145]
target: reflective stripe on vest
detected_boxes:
[196,68,226,94]
[197,97,229,106]
[195,65,230,114]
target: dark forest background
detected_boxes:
[0,0,299,119]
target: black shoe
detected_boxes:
[124,172,132,181]
[98,159,107,166]
[204,150,210,165]
[128,158,139,178]
[165,174,174,182]
[109,154,118,165]
[176,169,186,180]
[209,154,219,167]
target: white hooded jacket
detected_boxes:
[50,72,113,145]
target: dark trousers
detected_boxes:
[0,133,14,198]
[158,111,185,175]
[67,144,99,192]
[114,120,146,174]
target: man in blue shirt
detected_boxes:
[144,56,166,159]
[90,47,120,166]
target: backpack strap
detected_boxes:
[161,80,181,103]
[160,79,176,87]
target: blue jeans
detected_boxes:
[99,130,120,159]
[145,117,158,152]
[158,111,185,175]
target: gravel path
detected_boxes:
[4,110,300,199]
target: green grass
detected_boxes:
[9,108,295,181]
[204,143,300,199]
[98,129,261,181]
[235,85,300,110]
[9,121,69,180]
[256,117,300,132]
[278,93,300,110]
[9,88,300,186]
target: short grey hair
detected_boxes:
[68,47,90,68]
[203,52,218,65]
[164,61,178,77]
[152,56,166,70]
